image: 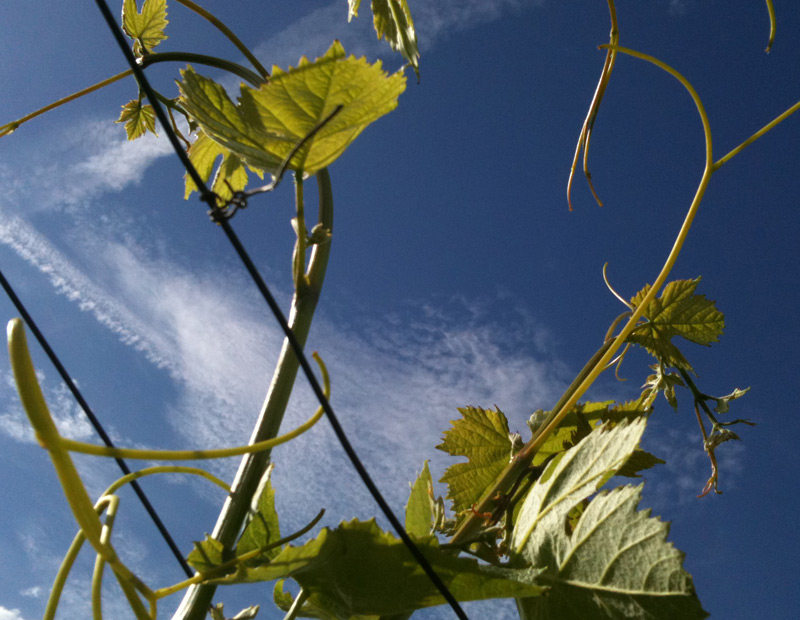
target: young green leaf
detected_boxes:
[187,534,226,572]
[628,278,724,371]
[713,386,750,414]
[530,401,614,466]
[116,99,157,140]
[405,460,435,537]
[516,485,707,620]
[236,465,281,562]
[184,131,262,201]
[437,406,514,514]
[121,0,168,56]
[370,0,420,79]
[616,448,666,478]
[642,363,685,411]
[178,41,406,176]
[218,518,543,616]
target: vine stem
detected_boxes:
[567,0,618,210]
[171,170,334,620]
[451,43,715,547]
[0,70,133,137]
[765,0,776,53]
[140,52,264,86]
[174,0,270,79]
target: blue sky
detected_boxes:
[1,1,799,619]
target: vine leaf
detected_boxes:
[643,363,685,411]
[273,579,378,620]
[628,278,724,371]
[437,406,514,515]
[184,130,262,200]
[529,401,612,467]
[714,386,750,414]
[217,518,542,616]
[511,419,647,565]
[116,99,157,140]
[616,448,666,477]
[236,465,282,563]
[178,40,406,176]
[405,460,435,537]
[516,485,707,620]
[187,534,225,572]
[347,0,362,20]
[121,0,168,56]
[370,0,420,79]
[511,420,705,619]
[347,0,420,79]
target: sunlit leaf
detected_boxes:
[516,485,707,620]
[405,461,435,537]
[216,518,543,616]
[616,448,666,477]
[122,0,168,56]
[236,465,281,562]
[370,0,420,79]
[437,406,514,514]
[530,401,613,467]
[115,99,157,140]
[187,534,225,572]
[511,419,647,565]
[184,130,262,201]
[714,386,750,414]
[642,363,685,411]
[347,0,362,21]
[628,278,725,371]
[178,41,406,176]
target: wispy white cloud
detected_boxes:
[0,120,172,213]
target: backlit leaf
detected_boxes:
[511,419,647,566]
[516,485,707,620]
[184,131,261,201]
[122,0,168,56]
[530,401,613,467]
[236,465,281,562]
[616,448,666,478]
[371,0,420,79]
[405,461,435,537]
[187,534,225,572]
[115,99,157,140]
[437,406,513,514]
[178,41,405,176]
[347,0,362,21]
[217,518,543,616]
[628,278,724,371]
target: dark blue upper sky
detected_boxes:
[1,1,798,619]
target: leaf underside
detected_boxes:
[512,421,707,620]
[178,40,406,177]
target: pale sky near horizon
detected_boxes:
[1,1,799,619]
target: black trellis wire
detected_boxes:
[89,1,470,618]
[0,268,195,579]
